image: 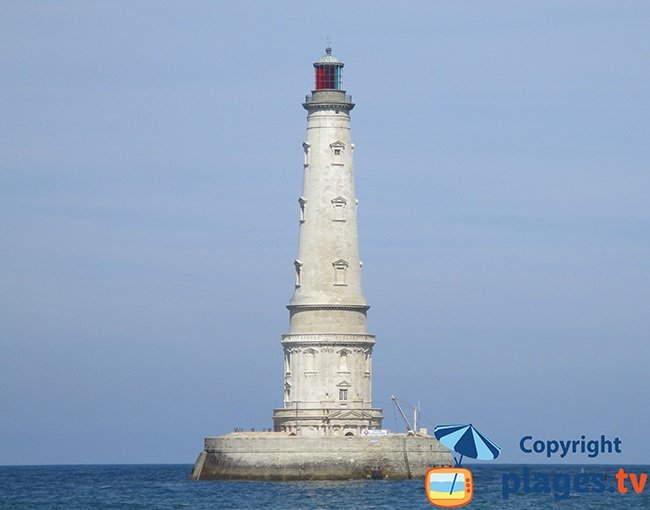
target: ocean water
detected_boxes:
[1,464,648,509]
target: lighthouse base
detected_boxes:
[189,432,452,480]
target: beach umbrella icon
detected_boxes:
[434,424,501,495]
[434,423,500,465]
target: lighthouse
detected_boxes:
[272,47,383,437]
[190,48,452,480]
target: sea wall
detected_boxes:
[190,432,452,480]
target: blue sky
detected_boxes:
[1,1,648,465]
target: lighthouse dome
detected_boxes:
[315,46,342,65]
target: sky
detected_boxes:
[1,1,648,465]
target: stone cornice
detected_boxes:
[303,102,355,112]
[281,334,376,346]
[303,90,354,112]
[287,303,370,312]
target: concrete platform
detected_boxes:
[190,432,452,480]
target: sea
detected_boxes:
[1,464,648,509]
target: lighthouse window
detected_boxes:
[330,142,345,165]
[331,196,347,222]
[339,389,348,401]
[294,260,303,287]
[315,66,341,90]
[299,197,306,223]
[304,348,317,372]
[338,350,349,372]
[364,349,371,376]
[332,259,348,286]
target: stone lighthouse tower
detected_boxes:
[272,47,383,437]
[190,49,452,479]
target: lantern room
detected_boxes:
[314,46,344,90]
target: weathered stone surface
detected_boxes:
[190,432,452,480]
